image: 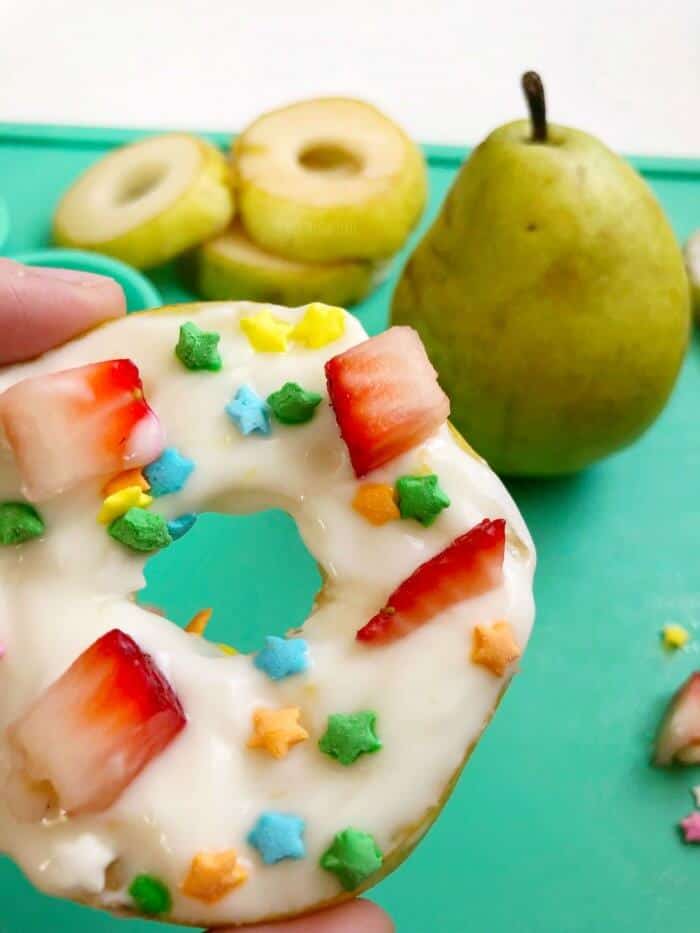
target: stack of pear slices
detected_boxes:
[191,98,427,306]
[53,99,427,308]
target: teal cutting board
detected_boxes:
[1,124,700,933]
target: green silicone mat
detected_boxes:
[1,123,700,933]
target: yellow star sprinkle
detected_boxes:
[218,643,238,656]
[352,483,400,526]
[662,624,690,649]
[290,303,346,349]
[471,621,521,677]
[102,468,150,496]
[248,707,309,759]
[180,850,248,904]
[185,607,213,636]
[97,486,152,524]
[240,310,293,352]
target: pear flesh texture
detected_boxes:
[54,134,234,270]
[392,120,690,475]
[684,230,700,322]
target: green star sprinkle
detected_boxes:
[320,828,383,891]
[0,502,45,545]
[267,382,322,425]
[395,473,450,526]
[108,508,172,552]
[319,711,382,766]
[175,321,222,371]
[128,874,172,915]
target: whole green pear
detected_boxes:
[392,73,690,475]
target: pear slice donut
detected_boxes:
[54,134,234,269]
[0,302,535,926]
[186,222,377,307]
[234,98,428,262]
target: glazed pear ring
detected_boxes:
[0,301,534,926]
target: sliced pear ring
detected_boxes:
[54,134,234,269]
[233,98,427,263]
[184,222,376,307]
[684,230,700,321]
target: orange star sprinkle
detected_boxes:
[185,608,213,636]
[471,621,521,676]
[352,483,400,526]
[102,468,150,497]
[248,707,309,759]
[180,849,248,903]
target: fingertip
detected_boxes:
[0,259,127,364]
[226,898,394,933]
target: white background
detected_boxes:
[1,0,698,156]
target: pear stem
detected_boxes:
[521,71,548,143]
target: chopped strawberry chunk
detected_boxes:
[654,672,700,766]
[0,359,164,502]
[8,629,186,816]
[357,518,506,645]
[325,326,450,477]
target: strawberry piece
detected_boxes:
[654,672,700,766]
[8,629,186,816]
[357,518,506,645]
[325,326,450,477]
[0,359,164,502]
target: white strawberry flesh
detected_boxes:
[8,629,186,816]
[0,359,164,502]
[325,326,450,476]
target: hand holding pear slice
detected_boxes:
[54,134,234,269]
[184,222,375,307]
[233,98,427,262]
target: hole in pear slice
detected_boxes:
[141,510,321,655]
[114,162,166,205]
[298,142,363,177]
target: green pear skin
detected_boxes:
[392,120,691,475]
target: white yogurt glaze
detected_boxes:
[0,303,535,925]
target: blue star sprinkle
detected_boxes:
[254,636,309,681]
[247,811,306,864]
[144,448,195,497]
[167,513,197,541]
[226,385,271,437]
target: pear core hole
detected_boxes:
[115,162,165,205]
[298,143,363,177]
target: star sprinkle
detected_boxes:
[662,624,690,649]
[395,474,450,526]
[144,448,195,497]
[102,468,150,496]
[352,483,400,526]
[471,621,521,676]
[240,309,293,352]
[0,502,44,546]
[680,811,700,843]
[167,513,197,541]
[180,850,248,903]
[129,874,172,915]
[254,636,309,681]
[247,811,306,864]
[319,712,382,766]
[185,607,212,635]
[175,321,222,371]
[226,385,271,436]
[267,382,322,425]
[98,485,152,524]
[248,707,309,759]
[290,303,346,349]
[108,508,172,552]
[218,643,238,656]
[320,828,383,891]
